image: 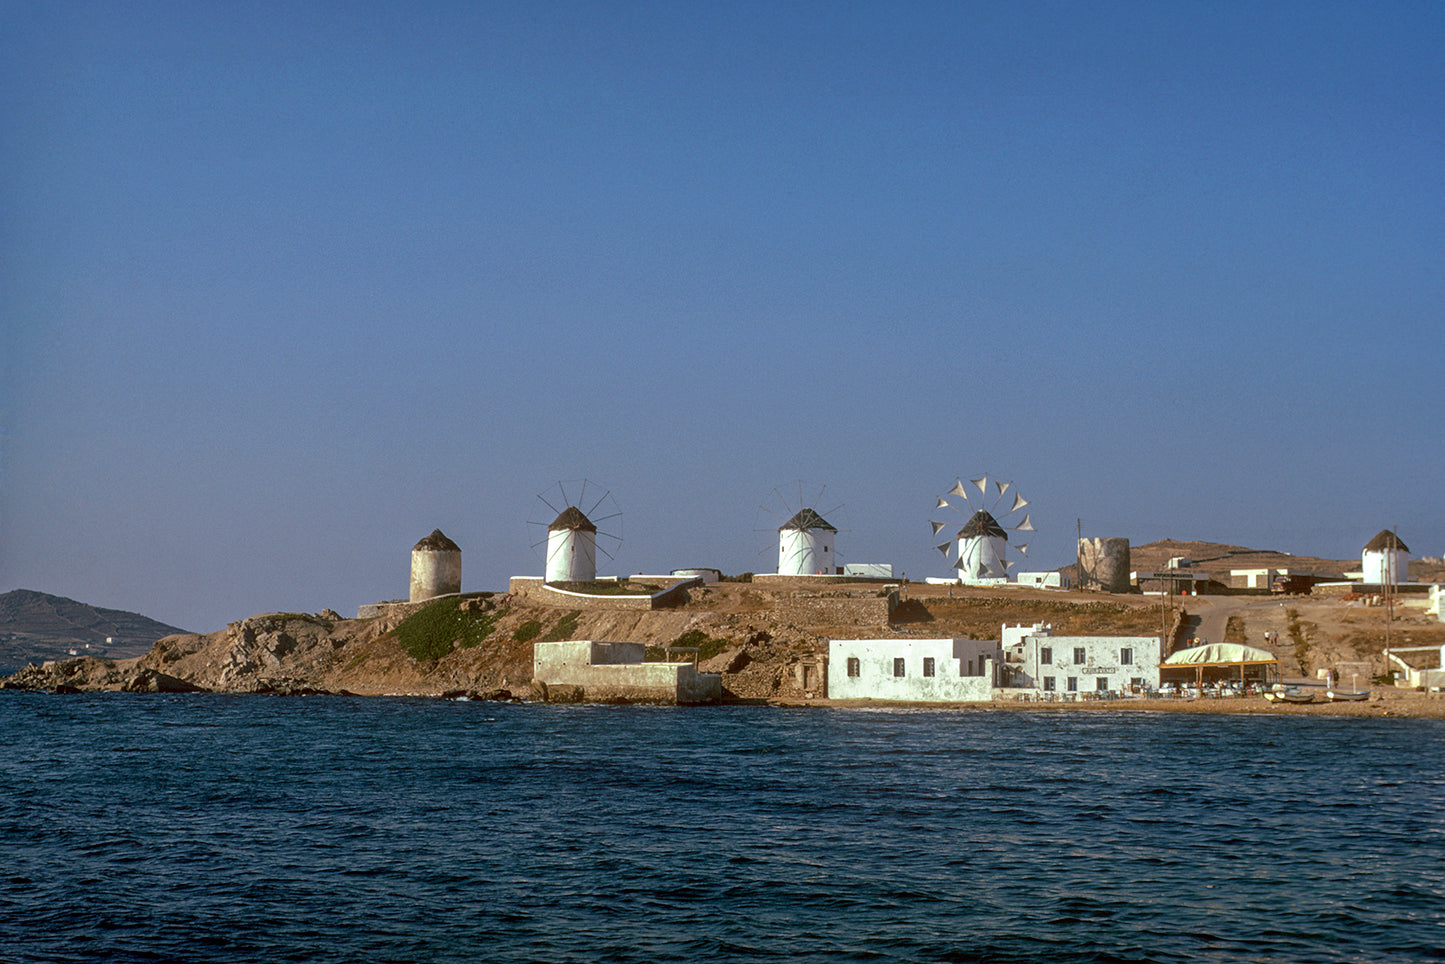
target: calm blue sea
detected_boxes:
[0,694,1441,963]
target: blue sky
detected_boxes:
[3,1,1442,633]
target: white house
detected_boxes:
[1361,529,1409,585]
[1017,571,1069,590]
[828,637,1000,701]
[546,506,598,582]
[1002,623,1161,697]
[778,508,837,576]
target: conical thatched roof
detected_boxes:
[779,508,836,532]
[549,506,597,532]
[958,510,1007,540]
[413,528,460,552]
[1364,529,1409,553]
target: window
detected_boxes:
[1040,646,1052,665]
[846,657,860,678]
[893,657,906,677]
[1043,676,1055,692]
[1067,677,1078,692]
[922,657,935,677]
[965,658,973,676]
[1120,647,1133,664]
[1073,647,1086,665]
[1097,677,1109,692]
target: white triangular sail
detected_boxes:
[971,476,988,498]
[931,521,949,536]
[949,479,968,499]
[1013,514,1034,532]
[1010,492,1029,513]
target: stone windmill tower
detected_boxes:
[410,529,461,602]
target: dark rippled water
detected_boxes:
[1,695,1442,963]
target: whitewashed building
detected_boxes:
[1361,529,1409,585]
[828,637,1000,701]
[1002,623,1161,697]
[1017,571,1069,590]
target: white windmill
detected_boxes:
[529,480,623,583]
[930,475,1034,584]
[758,482,844,576]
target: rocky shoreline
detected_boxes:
[4,579,1442,719]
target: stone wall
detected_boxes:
[1078,538,1131,593]
[357,592,495,620]
[507,577,698,611]
[767,590,896,627]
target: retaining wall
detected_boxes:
[508,577,699,611]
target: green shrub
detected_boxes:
[513,619,544,643]
[666,628,730,661]
[541,611,582,642]
[393,600,496,662]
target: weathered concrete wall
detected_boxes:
[1079,537,1131,593]
[533,640,721,703]
[828,638,997,701]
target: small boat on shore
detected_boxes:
[1264,686,1315,705]
[1326,688,1370,703]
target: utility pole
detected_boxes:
[1076,518,1083,591]
[1384,527,1395,681]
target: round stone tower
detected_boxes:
[1078,537,1130,593]
[410,529,462,602]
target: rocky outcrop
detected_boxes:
[124,668,207,693]
[2,582,1175,701]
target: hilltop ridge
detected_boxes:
[0,589,191,671]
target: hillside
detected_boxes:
[0,589,191,671]
[1071,538,1445,585]
[0,581,1168,698]
[4,538,1441,701]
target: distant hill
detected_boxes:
[1065,538,1445,584]
[0,589,190,672]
